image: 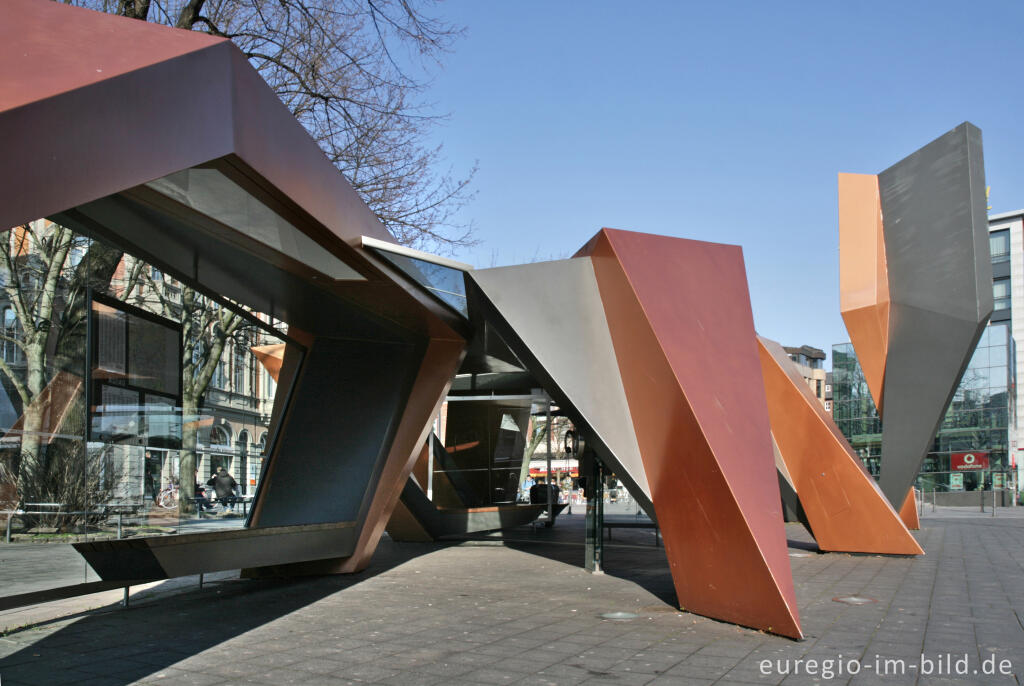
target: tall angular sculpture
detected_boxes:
[839,123,993,511]
[578,229,802,639]
[758,337,923,555]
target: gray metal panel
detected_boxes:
[254,336,423,527]
[876,122,993,507]
[468,259,652,516]
[879,304,987,505]
[879,122,993,322]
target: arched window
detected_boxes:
[237,429,251,455]
[210,425,230,448]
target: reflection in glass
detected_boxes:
[147,168,365,282]
[367,248,468,316]
[0,218,293,599]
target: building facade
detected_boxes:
[784,345,828,408]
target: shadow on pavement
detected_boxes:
[0,539,438,686]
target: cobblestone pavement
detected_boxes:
[0,508,1022,685]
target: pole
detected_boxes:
[545,396,553,526]
[992,488,996,517]
[918,487,923,517]
[122,586,129,608]
[584,452,604,574]
[932,487,936,512]
[117,511,123,539]
[5,514,11,543]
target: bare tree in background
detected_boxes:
[69,0,476,254]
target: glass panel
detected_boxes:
[368,248,469,316]
[0,221,93,594]
[147,168,365,282]
[0,217,297,602]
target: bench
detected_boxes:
[603,520,660,546]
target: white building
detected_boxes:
[989,209,1024,487]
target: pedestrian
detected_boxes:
[209,467,238,512]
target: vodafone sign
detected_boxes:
[951,451,990,471]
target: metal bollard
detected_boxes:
[981,489,986,513]
[199,573,204,589]
[117,512,123,539]
[5,514,11,543]
[122,586,129,608]
[932,487,936,512]
[992,489,996,517]
[918,487,923,517]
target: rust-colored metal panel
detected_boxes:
[758,337,922,555]
[251,343,286,382]
[581,229,802,639]
[838,173,889,412]
[899,488,921,530]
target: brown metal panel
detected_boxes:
[838,173,889,411]
[758,337,922,555]
[582,229,802,639]
[898,488,921,530]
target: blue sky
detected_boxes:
[422,2,1024,367]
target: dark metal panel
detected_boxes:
[252,337,424,527]
[73,523,358,581]
[467,258,653,518]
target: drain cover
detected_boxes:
[833,595,878,605]
[600,612,639,620]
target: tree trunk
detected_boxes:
[178,393,198,515]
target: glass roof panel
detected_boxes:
[367,248,468,316]
[147,168,364,281]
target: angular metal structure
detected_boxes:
[467,258,653,518]
[839,123,993,509]
[758,337,923,555]
[578,229,802,639]
[1,0,467,581]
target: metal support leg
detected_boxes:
[122,587,129,608]
[585,456,604,574]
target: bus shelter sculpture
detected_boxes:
[0,0,802,638]
[4,0,982,644]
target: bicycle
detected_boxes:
[156,481,179,510]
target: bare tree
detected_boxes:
[69,0,476,254]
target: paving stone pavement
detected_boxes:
[0,508,1023,685]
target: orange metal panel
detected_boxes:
[251,343,286,382]
[759,337,922,555]
[838,173,890,412]
[899,488,921,530]
[581,229,802,639]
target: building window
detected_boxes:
[233,344,246,393]
[816,379,822,398]
[990,230,1010,263]
[2,307,23,365]
[993,277,1011,311]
